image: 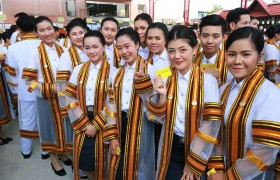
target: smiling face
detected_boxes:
[146,28,166,55]
[36,20,55,46]
[134,19,149,47]
[69,26,86,49]
[168,39,196,75]
[116,35,139,66]
[100,21,118,46]
[84,36,105,65]
[200,25,223,58]
[226,38,259,83]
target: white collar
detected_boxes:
[230,78,245,91]
[202,53,217,63]
[125,61,136,71]
[90,61,102,70]
[152,49,168,62]
[44,43,56,51]
[106,44,114,51]
[139,46,149,52]
[178,68,191,82]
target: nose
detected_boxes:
[207,36,213,44]
[234,54,242,64]
[175,51,180,59]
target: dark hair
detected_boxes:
[100,17,119,30]
[226,8,250,24]
[34,16,53,32]
[16,15,35,33]
[14,12,28,18]
[199,14,227,35]
[1,32,11,43]
[134,13,153,25]
[83,30,106,46]
[265,25,278,39]
[66,18,88,35]
[116,27,140,45]
[53,26,59,32]
[167,25,198,48]
[146,22,169,43]
[225,26,264,54]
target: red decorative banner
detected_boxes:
[184,0,190,26]
[149,0,154,20]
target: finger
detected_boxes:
[190,174,194,180]
[180,172,187,180]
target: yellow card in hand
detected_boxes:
[156,67,172,78]
[202,63,216,70]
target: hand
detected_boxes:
[0,53,6,62]
[25,80,41,91]
[82,124,97,137]
[110,139,120,155]
[276,171,280,180]
[134,59,148,80]
[203,68,219,80]
[207,172,225,180]
[181,165,199,180]
[153,76,167,96]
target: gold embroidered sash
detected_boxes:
[38,42,65,152]
[68,46,82,69]
[21,33,38,40]
[73,57,109,180]
[157,64,204,179]
[113,44,121,68]
[221,69,265,169]
[110,57,147,180]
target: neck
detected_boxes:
[204,51,217,60]
[44,42,54,48]
[21,31,34,36]
[178,64,192,76]
[76,46,84,51]
[155,48,165,56]
[140,42,147,48]
[106,42,113,47]
[92,58,102,66]
[127,57,137,66]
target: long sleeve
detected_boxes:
[5,48,18,94]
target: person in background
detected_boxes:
[10,12,28,44]
[250,16,259,29]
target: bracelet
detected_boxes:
[207,168,216,176]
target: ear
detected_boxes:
[136,42,140,50]
[193,45,198,56]
[229,22,236,32]
[259,50,264,62]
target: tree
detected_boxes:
[207,4,223,15]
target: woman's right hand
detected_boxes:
[110,139,120,155]
[153,76,167,96]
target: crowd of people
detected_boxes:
[0,7,280,180]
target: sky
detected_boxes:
[152,0,274,22]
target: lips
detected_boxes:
[174,61,183,65]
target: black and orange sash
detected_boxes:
[109,56,147,180]
[156,65,204,179]
[147,52,153,64]
[38,42,65,152]
[195,49,228,84]
[221,69,265,170]
[113,44,121,68]
[0,73,11,125]
[63,37,69,48]
[266,39,280,51]
[73,58,109,180]
[21,32,38,40]
[68,46,82,69]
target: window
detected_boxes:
[87,2,129,18]
[66,0,76,17]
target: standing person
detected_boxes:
[100,17,124,68]
[134,13,153,60]
[5,15,46,159]
[10,12,28,44]
[65,30,117,180]
[264,25,280,83]
[226,8,251,34]
[22,16,70,176]
[195,14,233,85]
[146,22,170,71]
[209,27,280,180]
[146,25,221,180]
[105,27,156,180]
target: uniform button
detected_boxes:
[126,101,128,104]
[126,90,129,93]
[89,88,92,91]
[181,93,184,96]
[127,79,130,82]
